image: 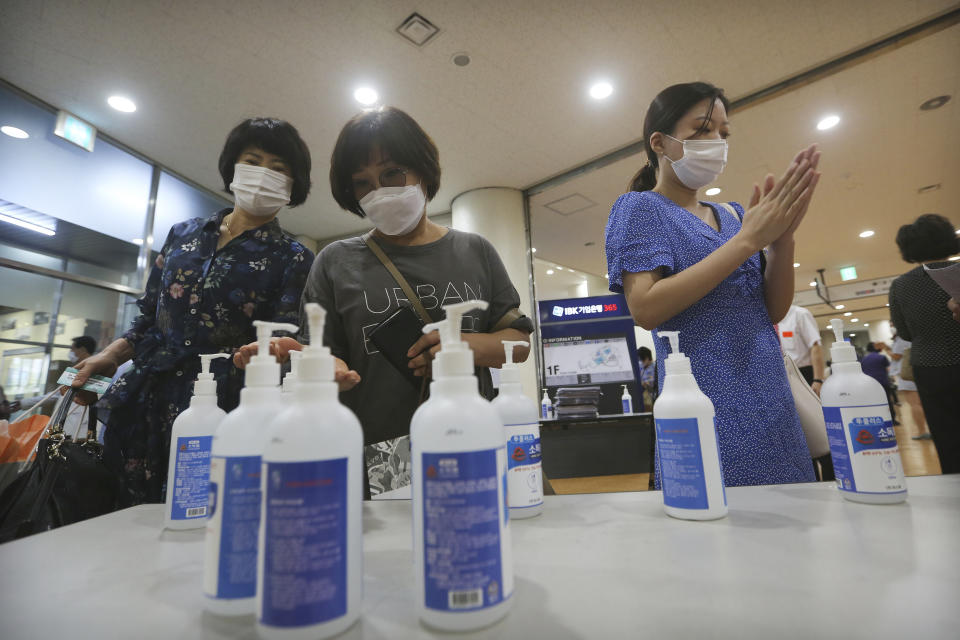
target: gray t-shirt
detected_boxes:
[302,229,533,445]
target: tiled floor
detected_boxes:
[550,399,942,495]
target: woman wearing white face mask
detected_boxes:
[69,118,314,505]
[605,82,823,487]
[235,107,534,471]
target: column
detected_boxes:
[451,187,538,400]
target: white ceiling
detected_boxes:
[1,0,956,244]
[530,21,960,322]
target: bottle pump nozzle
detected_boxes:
[246,320,299,387]
[194,353,229,396]
[658,330,691,375]
[298,303,334,383]
[829,318,857,363]
[422,300,489,378]
[500,340,529,386]
[282,351,303,392]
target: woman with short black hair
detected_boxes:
[890,213,960,473]
[71,117,315,504]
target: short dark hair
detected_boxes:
[630,82,730,192]
[895,214,959,262]
[866,342,877,352]
[218,118,312,207]
[329,107,441,217]
[72,336,96,354]
[637,346,653,361]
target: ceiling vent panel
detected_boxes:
[544,193,596,216]
[396,13,440,47]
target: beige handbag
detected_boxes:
[783,353,829,458]
[898,347,914,381]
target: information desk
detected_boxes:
[541,412,653,478]
[1,475,957,639]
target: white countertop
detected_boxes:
[1,475,958,639]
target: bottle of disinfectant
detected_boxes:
[164,353,229,530]
[621,384,633,414]
[653,331,727,520]
[281,350,302,395]
[257,303,363,639]
[203,320,298,616]
[492,340,543,520]
[411,300,514,631]
[821,319,907,504]
[540,390,553,420]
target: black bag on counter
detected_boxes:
[0,389,128,542]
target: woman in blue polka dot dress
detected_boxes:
[605,82,822,487]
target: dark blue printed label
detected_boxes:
[507,434,541,470]
[823,406,856,492]
[170,436,213,520]
[848,417,897,454]
[622,398,631,413]
[261,458,348,628]
[422,448,504,612]
[655,417,708,510]
[216,455,261,599]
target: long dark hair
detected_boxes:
[629,82,729,192]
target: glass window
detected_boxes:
[152,171,230,251]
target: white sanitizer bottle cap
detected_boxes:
[246,320,299,387]
[282,350,302,392]
[829,318,857,363]
[194,353,229,396]
[422,300,488,379]
[659,330,691,375]
[298,303,335,383]
[500,339,529,386]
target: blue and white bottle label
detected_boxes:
[655,417,712,510]
[170,435,213,520]
[622,398,631,413]
[260,458,348,628]
[203,455,261,600]
[422,447,513,611]
[506,423,543,509]
[823,404,906,495]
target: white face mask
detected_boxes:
[230,163,293,217]
[663,135,728,190]
[67,351,78,364]
[359,185,426,237]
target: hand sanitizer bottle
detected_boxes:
[492,340,543,520]
[821,319,907,504]
[203,320,297,616]
[540,391,553,420]
[621,385,633,414]
[257,304,363,639]
[164,353,229,531]
[653,331,727,520]
[411,300,514,631]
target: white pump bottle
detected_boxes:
[257,304,363,639]
[203,320,297,616]
[492,340,544,519]
[653,331,727,520]
[281,350,302,396]
[411,300,514,631]
[621,384,633,414]
[821,319,906,504]
[164,353,229,530]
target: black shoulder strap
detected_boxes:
[363,232,434,324]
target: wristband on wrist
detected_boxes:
[812,379,823,384]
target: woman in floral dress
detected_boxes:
[70,118,314,504]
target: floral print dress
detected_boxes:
[100,208,313,504]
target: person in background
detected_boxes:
[637,346,657,410]
[889,333,930,440]
[69,118,316,504]
[778,305,826,394]
[605,81,821,487]
[889,213,960,473]
[68,336,96,365]
[861,342,897,425]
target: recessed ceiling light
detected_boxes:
[793,262,800,268]
[589,81,613,100]
[955,229,960,235]
[809,281,817,287]
[0,212,56,236]
[546,269,554,275]
[354,87,378,106]
[132,238,144,245]
[849,333,856,337]
[817,114,840,130]
[705,187,722,196]
[885,303,890,307]
[604,274,609,279]
[864,323,870,327]
[858,230,875,238]
[531,247,537,253]
[835,304,845,310]
[844,312,852,317]
[850,318,859,323]
[107,95,137,112]
[1,125,29,139]
[950,256,960,261]
[919,95,950,111]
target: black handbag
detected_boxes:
[0,389,128,542]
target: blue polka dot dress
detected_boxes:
[605,191,815,487]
